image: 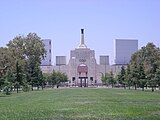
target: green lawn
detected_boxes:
[0,88,160,120]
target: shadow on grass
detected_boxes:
[0,93,12,97]
[0,95,11,97]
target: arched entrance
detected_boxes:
[77,64,88,87]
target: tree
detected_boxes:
[101,73,108,85]
[7,36,26,73]
[1,70,14,95]
[107,71,116,88]
[24,33,46,90]
[47,71,68,88]
[26,57,42,90]
[129,42,160,91]
[3,79,12,95]
[14,61,24,93]
[154,68,160,90]
[43,73,52,87]
[0,47,12,90]
[138,63,146,91]
[0,48,11,76]
[125,65,132,89]
[6,33,46,92]
[24,33,46,64]
[54,72,68,87]
[118,66,126,88]
[7,33,46,64]
[142,43,159,91]
[34,63,44,90]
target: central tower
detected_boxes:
[68,29,97,87]
[78,29,87,49]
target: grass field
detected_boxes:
[0,88,160,120]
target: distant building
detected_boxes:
[41,39,52,66]
[114,39,138,64]
[56,56,66,66]
[99,55,109,65]
[40,30,138,87]
[41,29,112,87]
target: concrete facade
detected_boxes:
[40,30,138,87]
[41,39,52,66]
[114,39,138,64]
[68,47,97,86]
[100,55,109,65]
[56,56,66,66]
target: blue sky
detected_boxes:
[0,0,160,65]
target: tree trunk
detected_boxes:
[6,88,9,95]
[145,85,148,89]
[32,84,33,91]
[37,86,39,90]
[135,84,137,90]
[129,84,130,90]
[152,86,154,92]
[16,86,18,93]
[42,84,44,90]
[142,86,144,91]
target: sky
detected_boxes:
[0,0,160,65]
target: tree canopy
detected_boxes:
[0,33,46,94]
[117,42,160,91]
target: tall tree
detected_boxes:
[26,56,41,90]
[125,65,132,89]
[130,63,139,90]
[0,47,11,90]
[154,68,160,90]
[24,33,46,63]
[14,61,23,93]
[3,70,15,95]
[47,71,68,88]
[101,73,109,85]
[7,36,26,73]
[129,42,160,91]
[107,71,116,88]
[7,33,46,92]
[118,66,126,88]
[144,43,159,91]
[138,63,146,91]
